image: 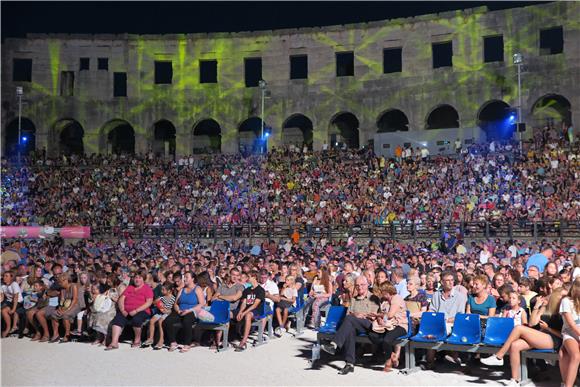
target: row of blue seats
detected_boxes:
[316,306,559,384]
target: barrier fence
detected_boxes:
[89,220,580,242]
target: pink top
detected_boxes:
[122,284,154,315]
[380,294,408,332]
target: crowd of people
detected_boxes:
[1,137,578,232]
[0,127,578,385]
[1,235,579,385]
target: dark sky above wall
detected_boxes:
[2,1,546,37]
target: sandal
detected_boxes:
[141,340,153,348]
[131,342,141,348]
[179,345,191,353]
[31,335,41,342]
[49,337,60,343]
[39,336,50,343]
[59,336,70,343]
[153,345,164,350]
[235,343,247,352]
[168,344,179,352]
[104,345,119,351]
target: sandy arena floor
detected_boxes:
[1,330,560,386]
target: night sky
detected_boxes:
[2,1,545,38]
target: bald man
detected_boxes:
[321,275,380,375]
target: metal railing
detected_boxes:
[89,220,580,242]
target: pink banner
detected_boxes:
[0,226,90,239]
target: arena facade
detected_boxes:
[1,1,579,157]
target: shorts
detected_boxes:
[562,332,579,343]
[152,313,169,321]
[111,311,149,328]
[1,301,14,309]
[549,332,563,350]
[277,300,293,310]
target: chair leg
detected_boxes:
[254,321,264,347]
[221,326,229,352]
[296,311,304,336]
[520,352,529,385]
[267,316,273,339]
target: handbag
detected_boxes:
[371,317,395,333]
[194,306,215,323]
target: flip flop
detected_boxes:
[39,337,49,343]
[235,343,247,352]
[168,345,179,352]
[179,346,191,353]
[49,337,60,343]
[153,345,164,350]
[131,342,141,348]
[104,346,119,351]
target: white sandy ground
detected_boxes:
[0,330,561,387]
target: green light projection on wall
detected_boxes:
[5,2,578,156]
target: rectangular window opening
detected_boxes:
[13,58,32,82]
[98,57,108,71]
[383,47,402,73]
[483,35,504,63]
[200,60,218,84]
[60,71,75,97]
[336,51,354,77]
[114,72,127,97]
[290,55,308,80]
[540,26,563,55]
[155,61,173,84]
[432,41,453,68]
[244,57,262,87]
[80,57,90,71]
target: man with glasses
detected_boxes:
[321,276,380,375]
[426,270,467,368]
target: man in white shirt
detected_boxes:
[258,269,280,333]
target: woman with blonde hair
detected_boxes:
[481,286,566,385]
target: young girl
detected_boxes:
[501,291,528,326]
[26,280,47,340]
[559,277,580,387]
[307,267,333,328]
[143,281,175,350]
[275,275,297,336]
[1,271,23,338]
[88,284,116,346]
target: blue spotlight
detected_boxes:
[21,136,28,142]
[264,132,270,138]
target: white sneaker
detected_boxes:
[481,355,504,366]
[507,378,520,386]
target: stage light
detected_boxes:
[264,132,269,138]
[21,136,28,142]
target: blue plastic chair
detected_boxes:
[396,310,413,340]
[482,317,514,346]
[410,312,447,342]
[196,301,231,351]
[445,313,481,345]
[318,306,347,334]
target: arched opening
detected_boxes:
[282,114,313,151]
[3,117,36,158]
[531,94,572,127]
[153,119,176,158]
[377,109,409,132]
[54,119,85,155]
[193,119,221,154]
[477,100,513,141]
[238,116,267,154]
[426,104,460,129]
[329,112,359,149]
[101,120,135,155]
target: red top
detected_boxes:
[122,284,154,315]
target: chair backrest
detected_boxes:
[209,300,230,324]
[416,312,446,337]
[449,313,481,343]
[320,306,347,332]
[296,287,306,308]
[483,317,514,345]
